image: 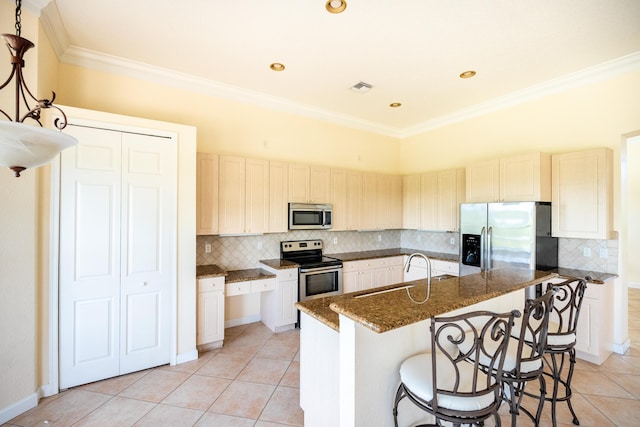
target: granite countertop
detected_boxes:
[225,268,276,283]
[196,264,227,279]
[259,259,300,270]
[552,268,617,284]
[328,248,458,263]
[296,268,558,333]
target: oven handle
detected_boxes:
[299,265,343,274]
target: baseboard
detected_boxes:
[175,348,199,365]
[225,314,261,329]
[613,338,632,355]
[39,383,58,399]
[0,392,38,424]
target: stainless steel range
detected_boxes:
[281,239,343,301]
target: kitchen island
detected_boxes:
[296,268,558,427]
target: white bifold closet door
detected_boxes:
[59,124,176,389]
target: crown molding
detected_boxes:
[400,51,640,138]
[37,2,640,139]
[23,0,51,16]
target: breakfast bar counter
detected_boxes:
[297,268,558,427]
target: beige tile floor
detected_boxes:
[5,289,640,426]
[5,322,303,427]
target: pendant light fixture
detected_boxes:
[0,0,77,177]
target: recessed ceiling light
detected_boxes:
[270,63,285,71]
[389,103,402,108]
[326,0,347,14]
[459,70,476,79]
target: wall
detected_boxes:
[0,2,42,420]
[628,137,640,287]
[55,65,402,175]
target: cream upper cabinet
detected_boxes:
[330,169,348,231]
[269,161,289,233]
[196,152,219,235]
[403,168,464,231]
[377,174,402,230]
[345,171,362,230]
[420,172,438,230]
[438,168,465,232]
[309,166,331,203]
[360,173,378,230]
[402,174,421,229]
[288,163,331,203]
[245,158,269,234]
[465,159,500,203]
[219,156,269,234]
[218,155,245,234]
[552,148,613,239]
[500,152,551,202]
[466,153,550,202]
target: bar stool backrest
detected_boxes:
[430,310,518,417]
[546,278,588,350]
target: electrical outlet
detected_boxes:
[583,247,592,257]
[204,243,211,254]
[449,237,455,245]
[333,237,338,245]
[599,248,608,258]
[378,234,382,242]
[257,241,263,250]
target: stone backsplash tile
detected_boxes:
[197,231,618,274]
[197,229,459,270]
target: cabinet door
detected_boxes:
[552,148,613,239]
[269,161,289,232]
[330,169,348,231]
[420,172,438,230]
[466,159,500,203]
[360,173,378,230]
[402,174,421,229]
[278,280,299,326]
[389,175,403,229]
[198,290,224,345]
[288,163,310,202]
[358,269,376,291]
[500,152,551,202]
[437,169,463,232]
[219,156,246,234]
[346,171,362,230]
[245,158,269,233]
[343,270,358,294]
[310,166,331,203]
[196,153,218,235]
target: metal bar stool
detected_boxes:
[542,278,588,426]
[500,288,555,427]
[392,309,519,427]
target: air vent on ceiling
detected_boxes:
[350,81,373,93]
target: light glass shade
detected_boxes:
[0,121,78,175]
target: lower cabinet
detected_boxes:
[403,256,459,281]
[261,267,299,332]
[197,277,225,348]
[343,257,404,293]
[547,277,614,365]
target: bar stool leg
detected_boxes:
[546,350,579,426]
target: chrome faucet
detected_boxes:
[405,253,431,287]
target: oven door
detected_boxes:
[299,265,343,301]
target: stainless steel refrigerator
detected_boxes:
[459,202,558,276]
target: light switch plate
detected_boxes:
[583,247,592,257]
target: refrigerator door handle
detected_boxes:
[480,226,486,272]
[487,226,493,271]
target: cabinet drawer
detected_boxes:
[198,277,225,293]
[251,278,276,293]
[278,268,298,281]
[431,260,459,275]
[226,281,251,296]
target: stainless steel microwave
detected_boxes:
[288,203,332,230]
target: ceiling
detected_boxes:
[31,0,640,137]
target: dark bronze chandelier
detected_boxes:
[0,0,77,177]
